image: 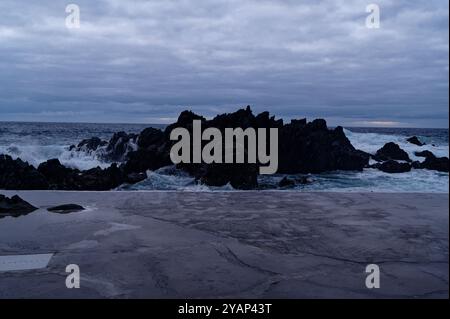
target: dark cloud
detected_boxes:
[0,0,448,127]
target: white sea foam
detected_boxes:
[344,128,449,161]
[1,124,448,193]
[0,143,109,170]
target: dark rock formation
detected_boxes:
[412,150,449,172]
[0,194,38,218]
[372,160,412,173]
[37,159,147,191]
[411,161,422,169]
[71,137,107,152]
[1,106,380,190]
[373,142,411,162]
[47,204,85,214]
[0,155,48,190]
[415,150,434,158]
[104,132,138,162]
[407,136,425,146]
[420,154,449,172]
[278,123,369,173]
[178,162,258,189]
[164,106,369,187]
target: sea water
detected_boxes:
[0,122,448,193]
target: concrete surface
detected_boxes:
[0,191,448,298]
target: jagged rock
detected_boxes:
[37,159,77,189]
[122,149,172,174]
[0,155,49,190]
[164,106,368,187]
[278,123,369,173]
[75,137,107,152]
[137,127,166,149]
[37,159,146,191]
[0,194,38,218]
[3,106,384,191]
[407,136,425,146]
[373,160,411,173]
[373,142,411,162]
[47,204,85,214]
[104,132,138,162]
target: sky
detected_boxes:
[0,0,448,127]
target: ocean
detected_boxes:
[0,122,448,193]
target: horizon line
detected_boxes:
[0,119,448,130]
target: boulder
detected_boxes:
[74,137,107,152]
[373,160,412,173]
[47,204,85,214]
[421,155,449,172]
[415,150,434,158]
[407,136,425,146]
[0,194,38,218]
[373,142,411,162]
[412,150,449,172]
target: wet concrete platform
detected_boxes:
[0,191,448,298]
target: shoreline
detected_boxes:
[0,191,448,298]
[2,190,449,195]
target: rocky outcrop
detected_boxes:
[162,106,369,187]
[420,154,449,172]
[104,132,138,162]
[415,150,434,158]
[0,194,38,218]
[413,150,449,172]
[278,122,369,173]
[0,155,48,190]
[70,137,107,152]
[1,107,385,190]
[407,136,425,146]
[37,159,147,191]
[0,155,147,191]
[373,142,411,162]
[372,160,411,173]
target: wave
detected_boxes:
[119,166,234,191]
[344,128,449,161]
[0,143,109,170]
[1,128,448,193]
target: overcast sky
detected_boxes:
[0,0,448,127]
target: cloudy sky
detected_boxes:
[0,0,448,127]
